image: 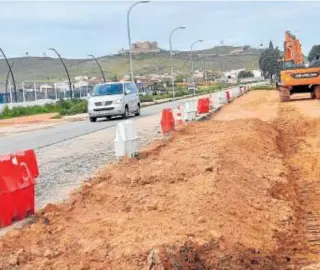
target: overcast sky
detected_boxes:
[0,0,318,59]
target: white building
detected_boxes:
[74,80,89,88]
[75,76,88,81]
[252,69,262,78]
[39,84,53,93]
[54,81,69,91]
[223,68,245,79]
[193,70,204,80]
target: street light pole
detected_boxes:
[0,48,17,102]
[190,39,203,95]
[5,61,15,102]
[127,0,150,82]
[89,54,106,82]
[48,48,73,98]
[169,26,186,98]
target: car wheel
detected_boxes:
[89,116,97,122]
[122,106,129,119]
[106,116,112,120]
[135,104,140,116]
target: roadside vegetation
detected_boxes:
[139,82,230,103]
[0,99,88,119]
[251,84,276,90]
[0,82,232,119]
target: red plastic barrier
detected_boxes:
[161,108,175,134]
[0,149,38,228]
[226,91,231,102]
[197,98,210,114]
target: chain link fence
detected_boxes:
[0,81,94,105]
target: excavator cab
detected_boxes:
[277,31,320,102]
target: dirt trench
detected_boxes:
[154,98,320,270]
[153,92,320,270]
[271,106,320,269]
[1,91,320,270]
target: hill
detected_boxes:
[0,45,261,83]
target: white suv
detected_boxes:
[87,81,141,122]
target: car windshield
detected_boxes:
[93,83,123,96]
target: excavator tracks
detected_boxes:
[279,87,291,102]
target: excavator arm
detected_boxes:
[284,31,304,65]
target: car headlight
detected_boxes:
[113,99,122,104]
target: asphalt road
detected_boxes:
[0,96,205,155]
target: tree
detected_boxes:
[308,45,320,62]
[238,70,254,79]
[175,74,184,83]
[259,41,280,82]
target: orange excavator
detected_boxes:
[277,31,320,102]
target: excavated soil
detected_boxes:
[1,90,320,269]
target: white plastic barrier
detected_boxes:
[218,90,227,105]
[114,120,138,159]
[211,93,221,110]
[183,100,197,121]
[235,88,241,97]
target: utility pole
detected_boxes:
[89,54,106,82]
[127,1,150,82]
[0,48,17,102]
[48,48,73,98]
[190,39,203,95]
[5,61,15,102]
[169,26,186,98]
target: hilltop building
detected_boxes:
[119,41,160,54]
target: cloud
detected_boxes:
[0,1,127,22]
[0,1,318,58]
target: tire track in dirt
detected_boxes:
[272,105,320,269]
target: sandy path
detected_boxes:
[1,90,320,269]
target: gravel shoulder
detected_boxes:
[35,113,161,209]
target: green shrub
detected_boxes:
[140,95,154,103]
[59,100,88,116]
[154,93,172,100]
[0,99,88,119]
[251,85,276,90]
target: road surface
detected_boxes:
[0,95,210,155]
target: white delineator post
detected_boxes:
[34,82,37,101]
[54,84,58,100]
[114,120,139,159]
[22,82,26,103]
[9,81,13,103]
[183,100,197,122]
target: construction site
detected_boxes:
[0,0,320,264]
[1,88,320,270]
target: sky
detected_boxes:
[0,0,319,59]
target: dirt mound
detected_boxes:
[2,91,320,269]
[152,240,288,270]
[0,110,293,270]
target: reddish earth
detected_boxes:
[1,90,320,269]
[0,113,59,126]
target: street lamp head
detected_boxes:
[198,39,204,42]
[141,0,149,3]
[48,48,54,51]
[179,26,186,29]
